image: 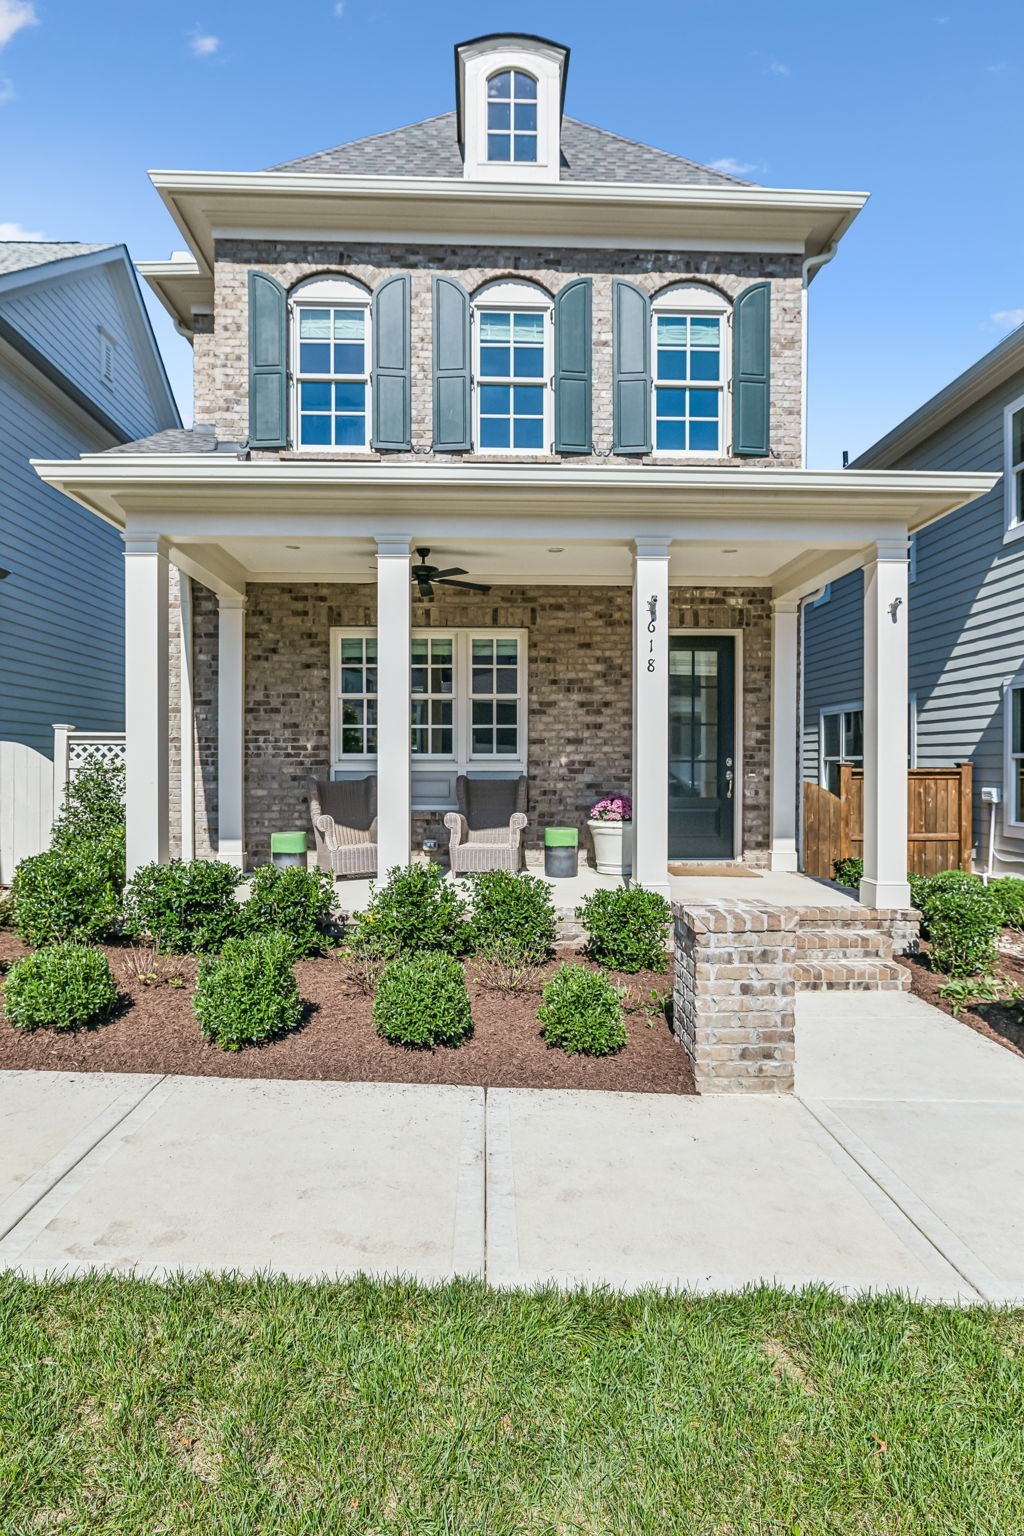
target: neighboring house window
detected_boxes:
[908,533,917,583]
[332,629,526,768]
[486,69,538,162]
[1007,678,1024,835]
[474,280,552,453]
[820,707,863,794]
[98,328,116,387]
[291,277,371,450]
[1005,395,1024,536]
[651,284,729,455]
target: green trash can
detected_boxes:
[271,831,308,869]
[544,826,578,879]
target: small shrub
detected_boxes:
[922,879,1000,979]
[373,951,472,1048]
[469,869,556,964]
[239,864,335,956]
[472,938,544,994]
[334,940,389,997]
[121,944,191,990]
[576,885,671,974]
[0,889,14,930]
[12,840,123,947]
[50,755,126,855]
[3,944,118,1031]
[193,932,303,1050]
[539,964,627,1056]
[123,860,242,954]
[832,858,863,889]
[987,876,1024,930]
[353,863,470,958]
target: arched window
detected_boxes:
[473,279,552,453]
[290,276,371,450]
[651,283,730,455]
[486,69,538,163]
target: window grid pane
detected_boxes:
[654,313,722,452]
[470,636,520,755]
[410,637,454,757]
[487,69,538,162]
[478,311,546,451]
[338,636,378,754]
[297,303,369,449]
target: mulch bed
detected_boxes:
[898,933,1024,1059]
[0,932,694,1095]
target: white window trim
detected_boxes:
[290,276,372,454]
[330,626,529,777]
[819,697,918,790]
[1003,392,1024,543]
[472,281,553,456]
[650,284,730,459]
[1004,672,1024,839]
[484,67,538,167]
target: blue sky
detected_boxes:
[1,0,1020,464]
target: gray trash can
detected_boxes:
[544,826,578,878]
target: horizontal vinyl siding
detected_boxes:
[801,570,864,782]
[803,368,1024,872]
[0,361,124,755]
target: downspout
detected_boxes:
[801,243,842,468]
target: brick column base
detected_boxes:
[672,902,798,1094]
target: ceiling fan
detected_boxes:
[411,547,491,600]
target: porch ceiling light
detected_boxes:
[548,546,564,553]
[722,547,738,553]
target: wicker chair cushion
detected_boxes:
[456,775,527,834]
[309,775,377,834]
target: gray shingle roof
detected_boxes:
[0,241,115,276]
[100,427,244,456]
[272,112,754,186]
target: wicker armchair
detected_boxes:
[307,776,377,878]
[444,775,528,874]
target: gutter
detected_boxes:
[800,242,842,467]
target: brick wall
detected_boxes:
[198,240,803,467]
[182,580,773,866]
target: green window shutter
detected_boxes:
[612,278,651,454]
[732,281,771,457]
[371,274,412,451]
[554,277,592,454]
[248,270,288,448]
[432,275,471,451]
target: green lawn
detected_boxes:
[2,1275,1023,1535]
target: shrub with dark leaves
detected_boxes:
[576,885,671,973]
[193,931,303,1050]
[123,860,242,954]
[469,869,556,964]
[240,864,335,955]
[372,951,472,1048]
[3,944,118,1031]
[539,964,627,1056]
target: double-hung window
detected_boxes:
[1005,395,1024,538]
[1007,680,1024,834]
[475,282,551,453]
[652,285,728,455]
[820,707,863,795]
[291,278,370,450]
[486,69,538,163]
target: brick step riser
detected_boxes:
[796,977,910,992]
[796,939,896,962]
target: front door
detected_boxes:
[668,637,736,859]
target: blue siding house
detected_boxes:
[0,241,180,755]
[803,322,1024,877]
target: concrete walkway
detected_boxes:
[1,990,1022,1300]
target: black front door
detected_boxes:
[668,637,736,859]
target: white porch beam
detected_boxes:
[860,538,911,909]
[376,537,412,874]
[770,599,800,872]
[632,539,671,898]
[124,536,170,874]
[217,593,247,868]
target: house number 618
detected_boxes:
[646,595,658,672]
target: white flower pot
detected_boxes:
[588,819,633,876]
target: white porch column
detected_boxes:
[217,593,247,868]
[769,598,800,872]
[860,538,911,909]
[124,536,170,874]
[177,572,195,862]
[631,539,671,897]
[376,537,412,873]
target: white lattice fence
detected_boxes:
[0,725,126,886]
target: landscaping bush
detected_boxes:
[239,864,335,956]
[12,840,123,947]
[920,878,1000,979]
[372,951,472,1048]
[123,860,242,954]
[2,944,118,1031]
[193,932,303,1050]
[832,858,863,889]
[469,869,556,963]
[576,885,672,973]
[352,863,470,959]
[987,876,1024,929]
[539,963,627,1056]
[50,755,125,858]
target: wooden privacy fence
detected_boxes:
[803,762,973,880]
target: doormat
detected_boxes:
[668,863,759,878]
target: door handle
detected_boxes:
[725,768,734,800]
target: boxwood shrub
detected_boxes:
[240,864,335,955]
[12,838,123,947]
[50,755,125,856]
[469,869,556,964]
[539,963,627,1056]
[352,863,470,958]
[917,874,1000,979]
[372,951,472,1048]
[123,860,242,954]
[193,931,303,1050]
[987,876,1024,930]
[3,943,118,1031]
[576,885,671,973]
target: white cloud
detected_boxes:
[992,309,1024,331]
[188,27,220,57]
[0,0,37,51]
[334,1,346,13]
[767,61,791,76]
[986,61,1011,74]
[709,157,758,176]
[0,75,14,102]
[0,220,48,239]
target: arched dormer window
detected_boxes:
[651,283,730,455]
[486,69,538,163]
[473,279,553,453]
[290,275,371,450]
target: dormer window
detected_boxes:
[486,69,538,163]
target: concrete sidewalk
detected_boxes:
[1,990,1022,1299]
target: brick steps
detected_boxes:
[794,956,910,991]
[794,927,895,962]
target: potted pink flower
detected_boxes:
[587,794,633,876]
